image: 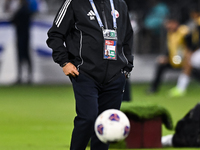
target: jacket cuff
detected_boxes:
[59,59,69,67]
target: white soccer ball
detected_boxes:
[94,109,130,144]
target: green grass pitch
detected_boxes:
[0,82,199,150]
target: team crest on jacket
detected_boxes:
[111,10,119,18]
[87,10,96,20]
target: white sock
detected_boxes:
[176,73,190,92]
[162,134,173,147]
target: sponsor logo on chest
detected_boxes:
[87,10,120,21]
[87,10,96,20]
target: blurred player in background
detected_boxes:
[147,14,189,94]
[10,0,38,84]
[169,6,200,97]
[143,0,169,53]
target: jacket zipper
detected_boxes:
[101,0,108,29]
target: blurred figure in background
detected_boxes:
[169,6,200,97]
[147,14,189,94]
[141,0,169,54]
[10,0,38,84]
[162,103,200,147]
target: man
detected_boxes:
[46,0,134,150]
[169,7,200,97]
[11,0,34,84]
[147,15,188,94]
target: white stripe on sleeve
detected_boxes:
[55,0,72,28]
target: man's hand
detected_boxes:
[62,63,79,77]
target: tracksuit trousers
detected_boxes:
[70,72,126,150]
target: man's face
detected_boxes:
[165,20,179,32]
